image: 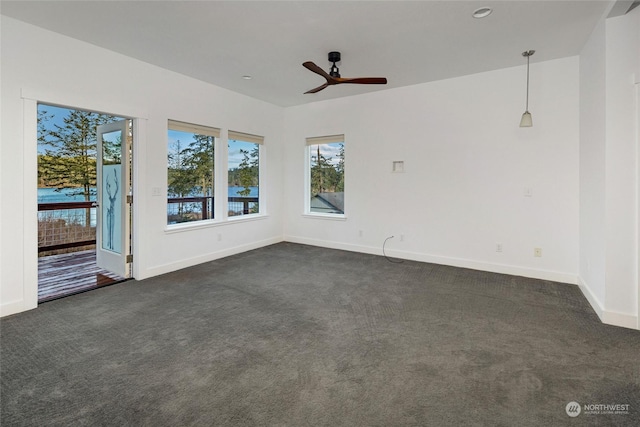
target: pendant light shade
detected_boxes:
[520,111,532,127]
[520,50,535,127]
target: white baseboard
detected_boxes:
[283,235,577,284]
[577,276,638,330]
[0,299,35,318]
[600,311,640,329]
[141,236,283,279]
[601,311,638,330]
[577,276,605,320]
[284,235,381,257]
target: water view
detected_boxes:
[38,187,96,203]
[39,186,258,227]
[38,186,258,203]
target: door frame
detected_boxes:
[21,88,146,311]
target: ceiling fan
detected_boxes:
[302,51,388,94]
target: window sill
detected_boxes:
[165,219,222,234]
[226,213,269,224]
[164,214,268,233]
[302,213,347,221]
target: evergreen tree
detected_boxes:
[38,108,117,201]
[167,135,214,220]
[181,134,215,197]
[167,139,190,217]
[310,145,338,195]
[236,146,259,197]
[336,143,345,192]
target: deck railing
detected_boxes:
[227,197,259,216]
[167,196,258,223]
[39,196,259,253]
[38,201,97,253]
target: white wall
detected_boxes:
[579,6,639,329]
[579,14,608,313]
[604,7,639,326]
[283,57,580,283]
[0,17,285,316]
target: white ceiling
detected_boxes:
[1,0,614,107]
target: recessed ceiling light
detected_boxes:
[242,75,252,80]
[472,7,493,18]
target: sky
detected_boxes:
[309,142,343,166]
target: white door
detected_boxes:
[96,120,131,278]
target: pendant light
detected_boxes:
[520,50,535,127]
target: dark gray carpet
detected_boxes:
[2,242,639,426]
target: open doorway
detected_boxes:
[37,104,133,302]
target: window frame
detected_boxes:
[304,134,346,219]
[166,120,219,228]
[226,130,265,220]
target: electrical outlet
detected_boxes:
[400,234,404,242]
[358,230,363,237]
[534,248,542,257]
[496,243,503,252]
[217,233,222,242]
[392,161,405,173]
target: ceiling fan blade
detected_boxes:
[303,61,333,81]
[302,56,386,93]
[336,77,388,85]
[304,82,329,94]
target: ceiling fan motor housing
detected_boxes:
[328,51,341,77]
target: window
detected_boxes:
[167,120,219,225]
[227,131,263,217]
[306,135,345,215]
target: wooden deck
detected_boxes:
[38,249,126,302]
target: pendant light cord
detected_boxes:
[522,50,534,111]
[525,54,530,111]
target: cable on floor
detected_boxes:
[383,236,404,264]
